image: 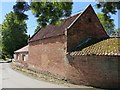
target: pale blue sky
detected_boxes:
[0,1,119,36]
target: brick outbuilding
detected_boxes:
[14,5,120,88]
[14,45,28,66]
[28,4,108,75]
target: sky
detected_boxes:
[0,1,119,36]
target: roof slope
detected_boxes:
[29,13,80,42]
[14,45,28,53]
[29,4,108,43]
[70,38,120,56]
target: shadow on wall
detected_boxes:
[71,37,108,52]
[66,55,120,89]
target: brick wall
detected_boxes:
[65,55,120,88]
[26,5,117,88]
[28,35,67,77]
[67,5,109,52]
[25,34,119,88]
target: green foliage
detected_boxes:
[30,2,73,27]
[2,11,28,57]
[34,26,41,33]
[96,2,120,24]
[1,53,7,60]
[97,13,115,35]
[13,0,30,21]
[13,1,73,28]
[0,24,2,51]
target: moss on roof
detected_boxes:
[70,37,120,56]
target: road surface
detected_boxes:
[0,63,93,88]
[1,63,69,88]
[0,62,2,89]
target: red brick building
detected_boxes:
[14,5,120,88]
[28,4,108,75]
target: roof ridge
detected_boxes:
[64,12,81,20]
[29,9,83,42]
[14,45,28,53]
[29,12,80,42]
[67,4,92,29]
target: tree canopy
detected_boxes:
[30,2,73,27]
[13,1,119,35]
[96,2,120,23]
[2,12,28,57]
[13,0,73,28]
[0,24,2,51]
[13,0,30,21]
[97,13,115,35]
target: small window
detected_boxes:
[22,54,25,61]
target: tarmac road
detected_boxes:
[0,63,2,89]
[0,63,96,89]
[1,63,93,89]
[1,63,68,88]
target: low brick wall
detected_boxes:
[66,55,120,88]
[14,52,120,88]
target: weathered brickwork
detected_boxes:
[65,55,120,88]
[28,35,67,76]
[67,5,108,51]
[14,5,119,88]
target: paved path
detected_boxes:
[0,63,2,89]
[1,63,69,88]
[1,63,94,89]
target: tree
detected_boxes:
[116,28,120,36]
[96,2,120,23]
[13,0,73,27]
[0,24,2,51]
[30,1,73,27]
[34,26,41,33]
[97,13,115,35]
[13,0,30,21]
[2,12,28,57]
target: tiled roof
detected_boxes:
[70,38,120,56]
[29,13,80,42]
[14,45,28,53]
